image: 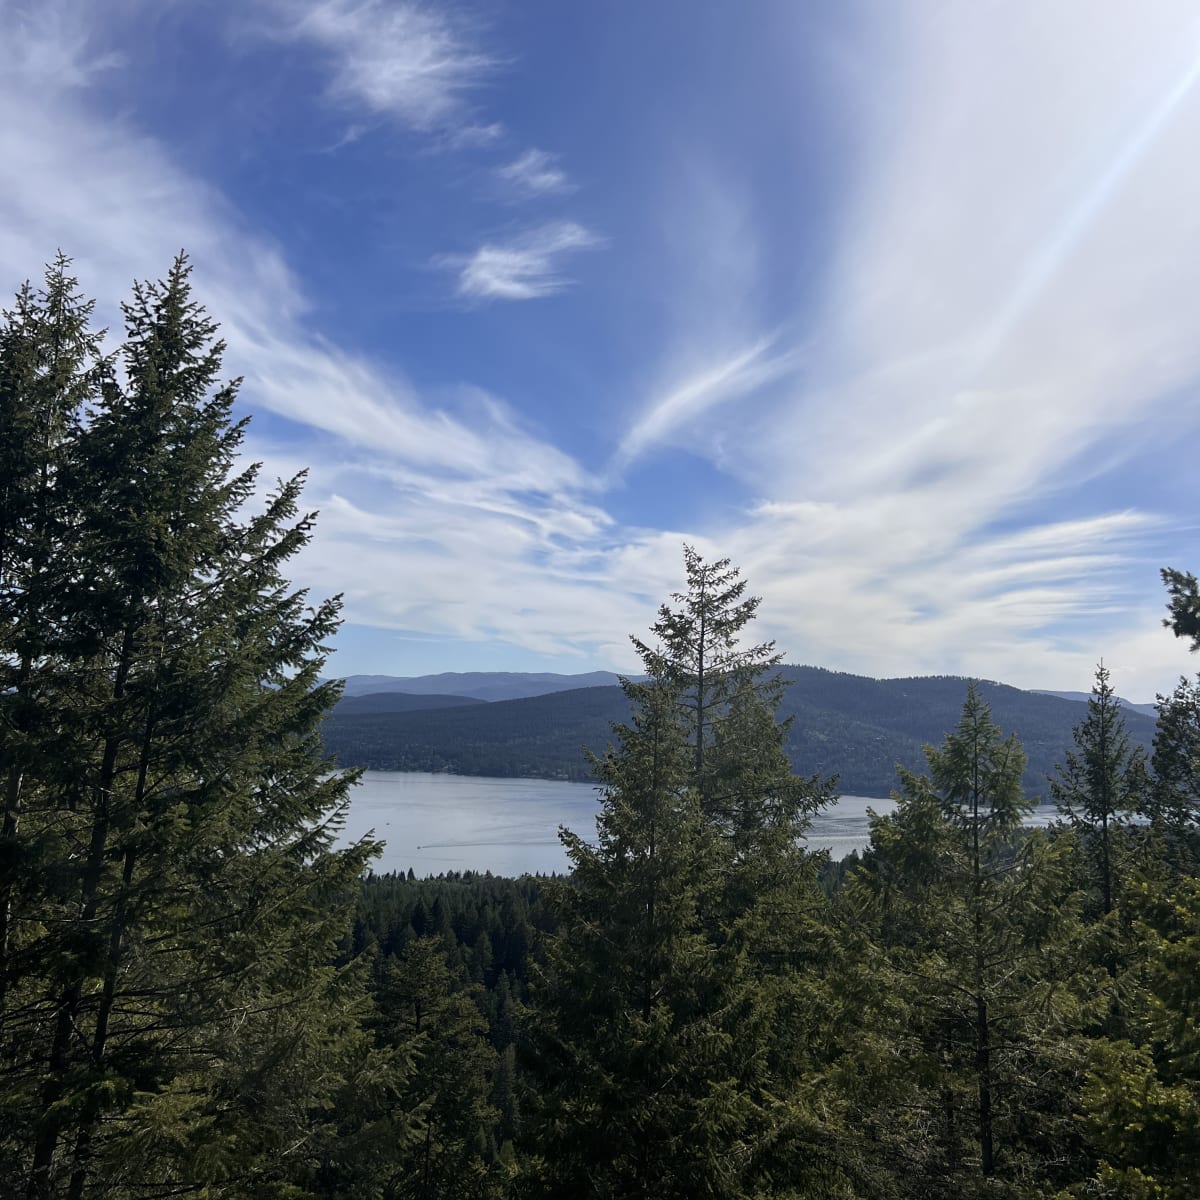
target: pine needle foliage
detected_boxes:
[0,256,381,1199]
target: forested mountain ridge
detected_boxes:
[334,691,484,715]
[337,670,629,700]
[321,665,1157,796]
[1035,688,1158,718]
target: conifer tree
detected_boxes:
[854,686,1083,1197]
[374,937,502,1200]
[0,256,102,1017]
[1161,566,1200,650]
[1149,675,1200,828]
[1071,877,1200,1200]
[633,547,787,800]
[528,551,845,1198]
[631,547,834,919]
[0,256,384,1198]
[1052,664,1146,915]
[526,680,759,1199]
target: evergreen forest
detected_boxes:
[5,257,1200,1198]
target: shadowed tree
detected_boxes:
[851,686,1085,1198]
[1052,664,1145,916]
[0,256,386,1199]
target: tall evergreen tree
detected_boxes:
[853,686,1084,1198]
[527,551,846,1198]
[526,679,759,1199]
[1149,675,1200,828]
[1070,877,1200,1200]
[631,547,833,910]
[0,256,382,1198]
[1052,664,1146,916]
[374,937,502,1200]
[633,545,778,789]
[0,256,102,1017]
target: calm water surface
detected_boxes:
[336,771,1045,876]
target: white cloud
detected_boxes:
[4,0,125,87]
[617,340,800,468]
[496,148,573,197]
[610,1,1200,700]
[0,0,633,670]
[3,0,1198,703]
[264,0,495,133]
[450,221,599,301]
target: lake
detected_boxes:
[338,771,954,876]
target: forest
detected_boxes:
[4,257,1200,1199]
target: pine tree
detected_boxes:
[1149,676,1200,828]
[526,680,759,1199]
[0,256,103,1018]
[1052,664,1146,916]
[1161,566,1200,650]
[375,937,501,1200]
[631,547,834,923]
[853,686,1084,1197]
[0,256,383,1198]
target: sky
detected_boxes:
[2,0,1200,701]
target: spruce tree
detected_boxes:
[1162,566,1200,650]
[631,546,833,919]
[374,937,502,1200]
[526,679,759,1199]
[1052,664,1146,916]
[633,546,776,777]
[853,686,1084,1197]
[527,551,843,1198]
[0,256,102,1018]
[1149,676,1200,828]
[0,256,384,1198]
[1071,877,1200,1200]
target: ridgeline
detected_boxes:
[321,665,1157,796]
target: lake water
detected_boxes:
[338,771,979,876]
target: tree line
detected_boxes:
[3,257,1200,1197]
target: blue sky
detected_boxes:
[3,0,1200,700]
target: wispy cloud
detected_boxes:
[617,339,800,468]
[496,148,573,198]
[449,221,599,301]
[5,0,125,87]
[617,3,1200,698]
[0,0,632,670]
[265,0,496,133]
[3,0,1198,700]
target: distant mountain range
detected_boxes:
[323,667,1159,799]
[335,691,484,715]
[337,671,629,702]
[1033,690,1158,719]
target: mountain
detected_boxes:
[333,691,484,715]
[1033,689,1159,720]
[337,670,629,701]
[321,666,1159,797]
[323,685,626,781]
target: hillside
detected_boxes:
[321,666,1158,796]
[333,691,484,715]
[338,670,628,701]
[1034,689,1158,719]
[323,685,625,780]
